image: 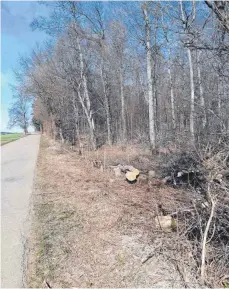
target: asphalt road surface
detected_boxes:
[1,134,40,288]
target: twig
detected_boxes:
[200,183,216,284]
[170,208,195,216]
[142,253,154,264]
[44,280,52,288]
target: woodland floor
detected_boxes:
[26,136,202,288]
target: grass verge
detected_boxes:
[0,133,24,145]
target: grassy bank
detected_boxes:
[0,133,24,145]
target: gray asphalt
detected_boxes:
[1,134,40,288]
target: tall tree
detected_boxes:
[8,93,30,134]
[142,2,156,151]
[179,0,196,145]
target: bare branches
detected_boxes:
[10,1,229,153]
[8,93,31,134]
[205,1,229,33]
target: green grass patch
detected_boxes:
[0,133,24,145]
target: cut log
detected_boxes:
[114,167,122,177]
[138,174,149,185]
[155,215,176,232]
[148,170,156,179]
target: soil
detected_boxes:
[26,137,200,288]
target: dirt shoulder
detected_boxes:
[26,137,200,288]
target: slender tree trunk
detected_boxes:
[76,35,96,150]
[143,4,156,151]
[99,39,112,145]
[120,64,127,143]
[103,87,112,145]
[168,49,176,132]
[100,63,112,145]
[23,113,28,135]
[180,0,196,145]
[197,51,207,129]
[40,124,43,134]
[152,19,158,133]
[218,74,224,132]
[187,48,195,145]
[59,126,64,144]
[218,76,222,117]
[72,91,81,147]
[50,112,56,139]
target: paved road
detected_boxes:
[1,135,40,288]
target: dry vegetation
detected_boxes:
[26,136,229,288]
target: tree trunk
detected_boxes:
[50,113,57,139]
[197,51,207,129]
[187,48,195,145]
[72,91,81,147]
[103,88,112,145]
[40,124,43,134]
[180,0,196,146]
[143,4,156,151]
[23,113,28,135]
[59,126,64,144]
[99,38,112,146]
[152,18,159,133]
[77,35,97,150]
[168,49,176,132]
[218,74,224,132]
[100,62,112,145]
[120,65,127,143]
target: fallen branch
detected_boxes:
[200,183,217,284]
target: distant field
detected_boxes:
[0,133,24,145]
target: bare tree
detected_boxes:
[205,1,229,33]
[142,2,156,151]
[179,0,196,145]
[8,93,30,134]
[12,1,228,151]
[197,51,207,129]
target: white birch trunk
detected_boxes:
[143,4,156,151]
[168,49,176,131]
[100,44,112,146]
[101,67,112,145]
[187,48,195,145]
[120,65,127,143]
[72,91,80,146]
[180,0,196,145]
[218,75,224,132]
[59,126,64,144]
[76,35,96,150]
[197,51,207,129]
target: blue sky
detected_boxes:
[1,1,49,132]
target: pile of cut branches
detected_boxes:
[160,148,229,286]
[162,152,207,190]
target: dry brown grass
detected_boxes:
[26,137,202,288]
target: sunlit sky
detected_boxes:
[1,1,49,132]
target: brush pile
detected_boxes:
[160,147,229,286]
[162,152,207,189]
